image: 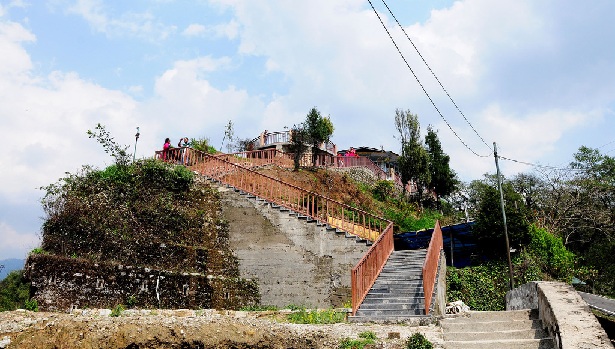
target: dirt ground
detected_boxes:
[0,309,444,349]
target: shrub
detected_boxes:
[338,332,377,349]
[110,304,124,317]
[24,299,38,312]
[406,333,432,349]
[527,224,575,281]
[191,137,217,154]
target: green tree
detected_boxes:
[289,124,309,171]
[471,176,530,259]
[394,109,430,201]
[425,126,457,206]
[304,107,334,167]
[0,270,30,311]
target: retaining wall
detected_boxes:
[506,281,613,349]
[219,185,369,308]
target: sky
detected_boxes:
[0,0,613,260]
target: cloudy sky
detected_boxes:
[1,0,613,260]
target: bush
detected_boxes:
[406,333,432,349]
[527,224,575,281]
[191,137,217,154]
[24,298,38,312]
[110,304,124,317]
[338,332,377,349]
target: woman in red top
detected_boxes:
[162,138,171,161]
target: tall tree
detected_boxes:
[304,107,334,168]
[289,124,309,171]
[425,126,457,205]
[471,176,530,259]
[394,109,430,200]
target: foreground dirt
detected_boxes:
[0,309,443,349]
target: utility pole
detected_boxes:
[494,142,514,290]
[133,127,140,162]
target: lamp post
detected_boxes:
[133,127,140,162]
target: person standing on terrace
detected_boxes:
[162,138,171,161]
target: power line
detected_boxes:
[366,0,491,158]
[379,0,492,153]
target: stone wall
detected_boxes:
[25,254,258,312]
[506,281,613,349]
[219,185,370,308]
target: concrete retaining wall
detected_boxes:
[507,281,613,349]
[220,186,369,308]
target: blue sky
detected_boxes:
[0,0,613,260]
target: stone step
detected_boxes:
[443,328,550,341]
[355,308,425,317]
[348,314,429,323]
[442,310,538,322]
[442,338,554,349]
[361,296,424,306]
[359,301,424,310]
[442,319,543,333]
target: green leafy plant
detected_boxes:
[338,332,377,349]
[110,304,125,317]
[406,333,432,349]
[24,298,38,312]
[191,137,217,154]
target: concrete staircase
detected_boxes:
[350,249,428,322]
[441,309,555,349]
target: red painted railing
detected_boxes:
[350,222,394,316]
[168,147,389,242]
[214,149,293,168]
[422,220,443,315]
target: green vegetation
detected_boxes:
[406,333,433,349]
[190,136,218,154]
[338,331,377,349]
[290,107,335,170]
[0,270,30,311]
[110,304,125,317]
[286,307,347,324]
[447,223,576,310]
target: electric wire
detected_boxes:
[379,0,492,153]
[367,0,491,158]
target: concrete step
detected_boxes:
[355,308,425,317]
[442,319,543,332]
[443,338,554,349]
[443,328,550,341]
[359,301,424,310]
[348,314,429,323]
[442,310,538,322]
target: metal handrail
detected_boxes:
[422,220,443,315]
[173,147,388,242]
[350,222,394,316]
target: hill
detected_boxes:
[0,259,24,281]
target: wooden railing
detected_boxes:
[177,147,388,242]
[422,220,443,315]
[350,222,394,316]
[214,149,293,169]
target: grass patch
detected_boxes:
[286,307,347,324]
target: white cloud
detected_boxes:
[67,0,176,41]
[0,221,39,259]
[182,23,205,37]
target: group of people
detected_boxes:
[162,137,191,164]
[345,147,358,157]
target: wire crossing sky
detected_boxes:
[0,0,613,260]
